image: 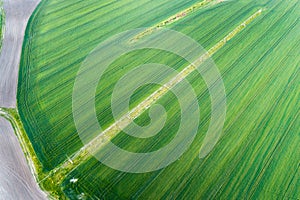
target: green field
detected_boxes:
[18,0,299,199]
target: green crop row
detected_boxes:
[61,0,300,199]
[18,0,203,170]
[17,0,299,199]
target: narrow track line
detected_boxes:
[130,0,221,42]
[79,8,264,158]
[159,5,300,196]
[169,25,300,199]
[29,0,242,159]
[33,0,231,71]
[46,8,264,183]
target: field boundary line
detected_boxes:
[0,108,49,195]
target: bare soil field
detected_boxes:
[0,0,46,198]
[0,117,46,200]
[0,0,40,107]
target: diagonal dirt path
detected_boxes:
[0,0,41,108]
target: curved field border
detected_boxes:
[15,0,300,198]
[0,0,50,198]
[17,0,227,171]
[0,115,46,199]
[0,0,40,107]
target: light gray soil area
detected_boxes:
[0,117,46,200]
[0,0,40,108]
[0,0,46,199]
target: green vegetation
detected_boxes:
[132,0,220,41]
[0,0,3,48]
[18,0,299,199]
[19,0,208,170]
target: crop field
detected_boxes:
[17,0,299,199]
